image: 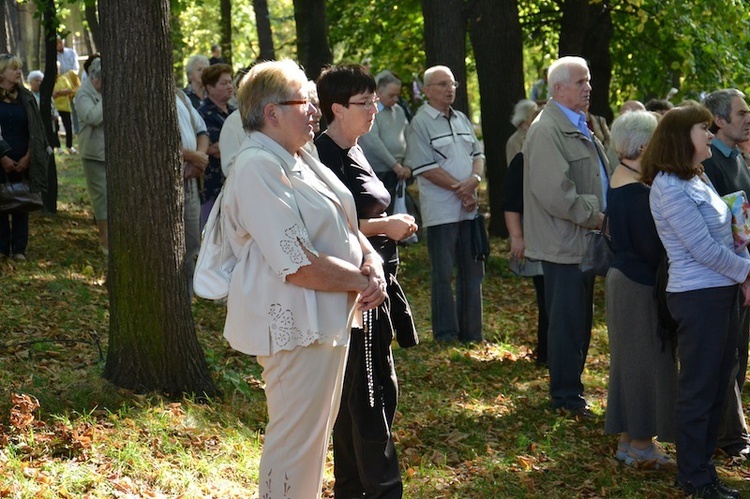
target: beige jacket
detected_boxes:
[522,100,612,263]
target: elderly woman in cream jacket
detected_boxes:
[221,60,386,499]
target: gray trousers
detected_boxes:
[717,306,750,451]
[426,221,484,342]
[542,261,595,410]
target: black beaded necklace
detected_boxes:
[619,162,640,175]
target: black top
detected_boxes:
[502,152,524,213]
[607,182,664,286]
[0,99,30,162]
[702,143,750,197]
[315,133,397,266]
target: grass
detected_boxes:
[0,150,748,497]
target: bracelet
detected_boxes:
[472,173,482,183]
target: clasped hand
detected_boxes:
[383,213,418,241]
[358,262,387,311]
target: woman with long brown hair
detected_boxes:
[645,105,750,498]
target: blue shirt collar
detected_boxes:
[552,100,588,135]
[712,137,740,159]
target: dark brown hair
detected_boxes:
[641,105,713,185]
[201,63,233,88]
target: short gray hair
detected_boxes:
[375,70,400,90]
[610,110,658,160]
[511,99,538,128]
[237,59,307,132]
[87,58,102,81]
[702,89,746,123]
[185,55,209,82]
[27,70,44,83]
[548,56,588,90]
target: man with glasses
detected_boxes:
[360,70,412,207]
[405,65,485,343]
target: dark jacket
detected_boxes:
[18,86,51,193]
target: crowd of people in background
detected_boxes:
[5,40,750,498]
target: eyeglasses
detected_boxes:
[428,80,460,89]
[347,98,379,111]
[277,99,311,106]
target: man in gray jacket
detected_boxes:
[523,56,610,418]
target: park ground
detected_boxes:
[1,151,750,497]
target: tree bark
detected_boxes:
[559,0,613,122]
[292,0,331,81]
[253,0,275,61]
[421,0,469,115]
[580,1,612,122]
[1,0,22,57]
[84,0,100,51]
[99,0,216,397]
[38,0,57,213]
[219,0,232,67]
[468,0,524,237]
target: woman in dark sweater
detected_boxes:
[0,54,49,260]
[315,64,418,499]
[604,110,677,468]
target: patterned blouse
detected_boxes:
[198,98,236,202]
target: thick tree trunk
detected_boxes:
[468,0,524,237]
[559,0,613,122]
[253,0,275,61]
[99,0,216,397]
[219,0,232,67]
[581,1,613,122]
[84,0,100,51]
[292,0,331,81]
[421,0,469,115]
[39,0,57,213]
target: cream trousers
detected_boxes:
[257,341,348,498]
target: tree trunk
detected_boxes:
[39,0,57,213]
[581,1,612,122]
[219,0,232,67]
[421,0,469,115]
[84,0,100,51]
[468,0,524,237]
[292,0,331,81]
[99,0,216,397]
[253,0,275,61]
[559,0,613,122]
[1,0,22,57]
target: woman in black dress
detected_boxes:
[315,64,418,499]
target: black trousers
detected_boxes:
[669,285,738,489]
[333,308,402,499]
[59,110,73,149]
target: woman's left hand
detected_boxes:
[359,261,387,310]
